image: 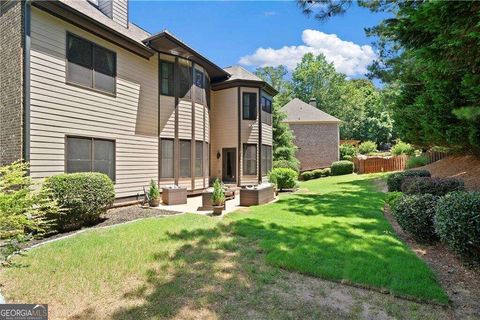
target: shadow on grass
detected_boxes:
[72,176,447,319]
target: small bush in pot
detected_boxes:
[211,178,225,215]
[268,168,298,191]
[401,177,464,196]
[330,161,354,176]
[391,194,439,243]
[435,192,480,264]
[386,170,431,192]
[148,179,160,207]
[358,141,377,155]
[44,172,115,231]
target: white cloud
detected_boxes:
[239,29,376,77]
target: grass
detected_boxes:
[0,174,448,319]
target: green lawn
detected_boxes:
[0,174,448,319]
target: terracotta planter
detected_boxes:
[149,198,160,207]
[212,205,224,216]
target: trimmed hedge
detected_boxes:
[401,177,465,196]
[386,170,431,192]
[44,172,115,231]
[300,171,314,181]
[391,194,439,243]
[330,161,354,176]
[268,168,298,190]
[385,192,403,208]
[435,192,480,264]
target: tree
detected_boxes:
[297,0,480,152]
[366,1,480,152]
[291,54,395,145]
[254,66,299,169]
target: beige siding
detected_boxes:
[194,103,204,141]
[178,100,192,140]
[112,0,128,28]
[29,8,158,198]
[210,88,238,179]
[205,106,210,143]
[159,95,175,138]
[262,122,273,146]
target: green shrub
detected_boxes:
[358,141,377,155]
[385,192,403,208]
[401,177,464,196]
[391,140,415,156]
[340,144,357,160]
[386,170,431,192]
[212,178,225,206]
[435,192,480,264]
[300,171,314,181]
[148,179,160,200]
[44,172,115,231]
[323,168,331,176]
[406,155,429,169]
[273,159,299,172]
[0,161,59,260]
[330,161,354,176]
[268,168,298,190]
[391,194,439,243]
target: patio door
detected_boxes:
[222,148,236,183]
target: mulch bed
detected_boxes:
[384,205,480,319]
[18,205,179,250]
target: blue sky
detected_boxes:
[130,1,391,79]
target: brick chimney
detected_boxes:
[309,98,317,108]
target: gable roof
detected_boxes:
[212,65,278,96]
[282,98,341,123]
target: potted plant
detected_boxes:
[211,178,225,216]
[148,179,160,207]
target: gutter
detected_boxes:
[23,0,31,163]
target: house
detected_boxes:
[282,98,340,171]
[0,0,276,201]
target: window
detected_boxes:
[180,140,191,177]
[194,69,204,103]
[160,61,174,96]
[243,144,257,175]
[179,59,192,99]
[243,92,257,120]
[261,145,272,176]
[261,97,272,113]
[66,136,115,181]
[67,33,116,94]
[160,139,174,178]
[195,141,203,177]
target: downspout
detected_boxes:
[23,0,31,164]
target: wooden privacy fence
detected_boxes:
[353,155,407,174]
[353,151,449,174]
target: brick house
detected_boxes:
[0,0,276,200]
[282,98,340,171]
